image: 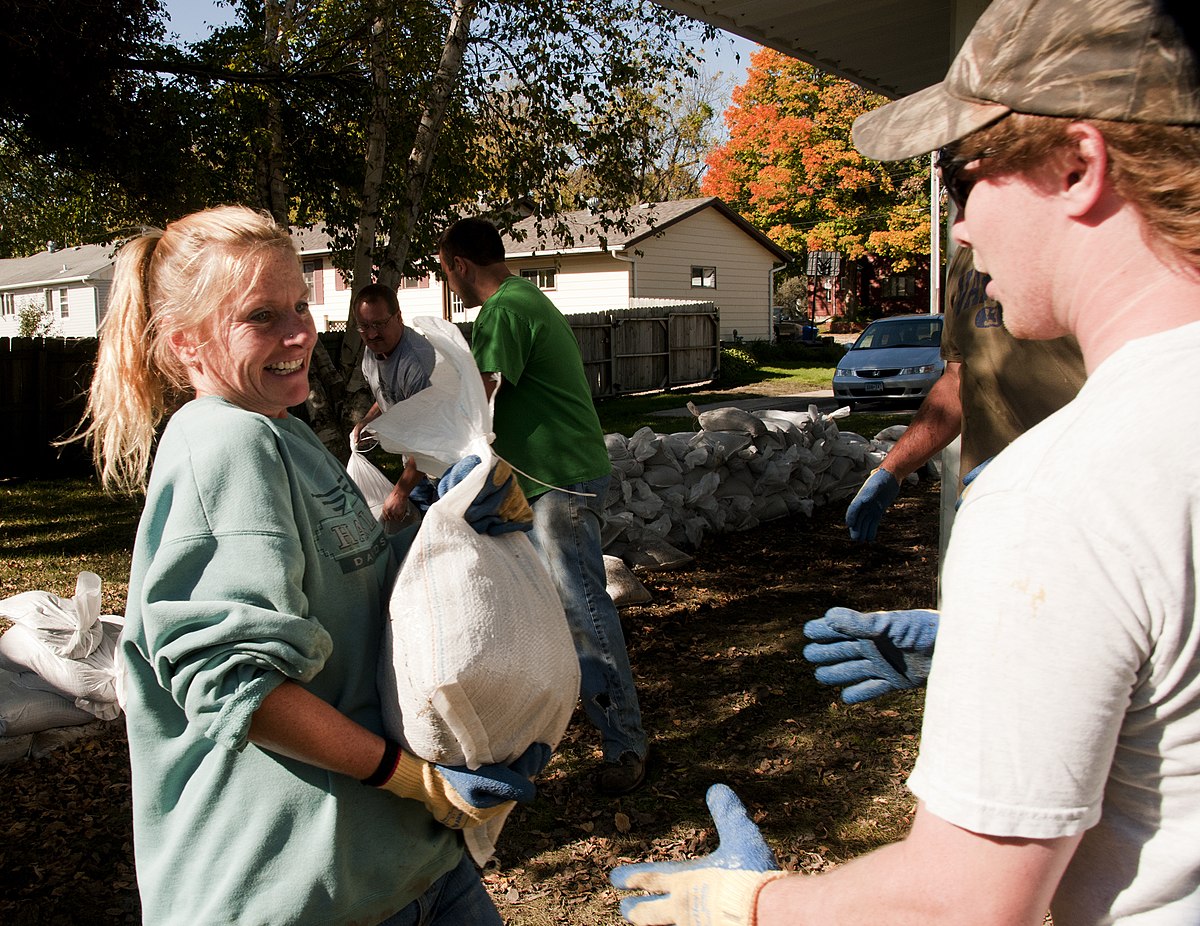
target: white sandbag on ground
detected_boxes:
[0,668,96,736]
[0,571,105,659]
[0,617,124,721]
[604,556,653,607]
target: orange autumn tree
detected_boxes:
[702,48,931,270]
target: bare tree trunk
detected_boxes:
[260,0,293,223]
[377,0,477,288]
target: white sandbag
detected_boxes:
[604,556,652,607]
[0,668,97,736]
[379,461,578,865]
[643,464,684,488]
[0,571,104,659]
[687,402,767,437]
[874,424,909,442]
[630,535,694,571]
[0,617,123,721]
[370,322,579,865]
[628,427,663,462]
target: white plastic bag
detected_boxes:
[0,617,123,721]
[0,571,104,659]
[345,430,397,520]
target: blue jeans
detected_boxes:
[378,854,501,926]
[529,475,648,763]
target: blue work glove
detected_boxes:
[611,784,786,926]
[437,454,533,535]
[375,741,551,829]
[845,467,901,542]
[803,607,940,704]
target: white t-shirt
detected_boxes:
[909,321,1200,925]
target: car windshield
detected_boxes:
[853,318,942,350]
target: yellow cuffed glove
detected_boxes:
[365,740,548,830]
[611,784,788,926]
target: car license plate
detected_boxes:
[865,381,884,393]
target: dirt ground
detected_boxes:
[0,476,940,925]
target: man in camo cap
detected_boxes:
[611,0,1200,923]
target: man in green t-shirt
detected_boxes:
[438,217,649,796]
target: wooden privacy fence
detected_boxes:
[568,302,720,398]
[1,337,96,479]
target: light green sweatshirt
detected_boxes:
[122,397,459,925]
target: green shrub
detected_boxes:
[717,346,758,385]
[743,339,846,365]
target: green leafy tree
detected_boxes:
[17,301,57,338]
[3,0,709,453]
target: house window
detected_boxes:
[449,291,466,322]
[302,259,324,304]
[58,288,69,318]
[691,266,717,288]
[886,275,915,297]
[0,294,13,317]
[520,267,556,290]
[401,275,430,289]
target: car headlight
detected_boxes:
[899,364,937,375]
[835,366,853,376]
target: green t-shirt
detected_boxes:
[471,275,612,498]
[123,397,459,926]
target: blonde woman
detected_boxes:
[83,206,540,926]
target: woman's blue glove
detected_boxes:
[803,607,940,704]
[845,467,901,541]
[610,784,786,926]
[374,741,551,829]
[437,455,533,535]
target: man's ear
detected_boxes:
[1060,122,1110,218]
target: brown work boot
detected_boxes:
[596,750,648,797]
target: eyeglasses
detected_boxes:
[356,315,397,335]
[937,146,993,212]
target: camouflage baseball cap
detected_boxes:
[854,0,1200,161]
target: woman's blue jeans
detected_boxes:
[529,475,648,763]
[378,854,502,926]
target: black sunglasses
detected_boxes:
[937,146,994,212]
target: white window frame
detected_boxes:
[691,266,717,289]
[520,267,557,290]
[58,287,70,319]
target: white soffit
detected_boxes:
[656,0,957,99]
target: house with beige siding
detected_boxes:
[0,242,117,338]
[299,198,793,342]
[404,198,791,341]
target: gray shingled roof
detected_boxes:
[503,197,791,261]
[289,197,790,264]
[0,243,119,290]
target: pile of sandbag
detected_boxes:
[601,405,913,566]
[0,572,124,762]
